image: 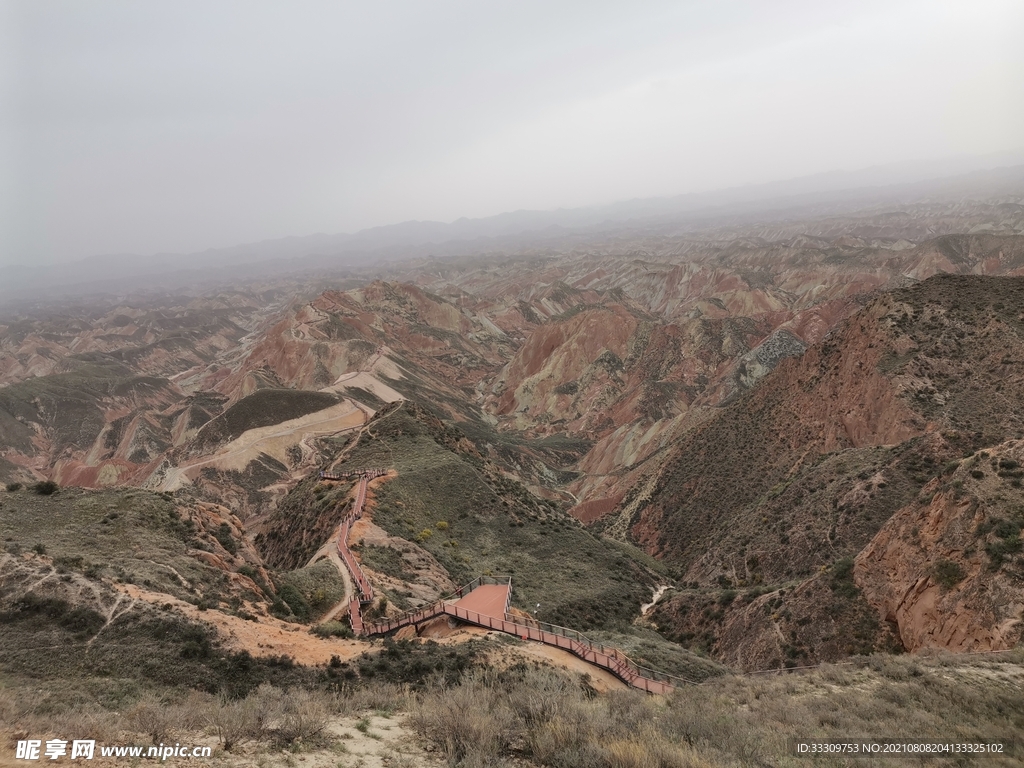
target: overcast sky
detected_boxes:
[2,0,1023,266]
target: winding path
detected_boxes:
[307,545,355,624]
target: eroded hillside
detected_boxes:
[641,275,1024,668]
[3,201,1024,679]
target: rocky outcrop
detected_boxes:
[856,441,1024,653]
[733,329,807,391]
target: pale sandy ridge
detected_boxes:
[154,401,366,492]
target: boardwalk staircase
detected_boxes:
[321,468,690,694]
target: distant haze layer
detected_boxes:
[1,163,1022,310]
[2,0,1023,265]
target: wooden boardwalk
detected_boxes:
[324,468,687,694]
[321,469,379,632]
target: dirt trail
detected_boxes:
[641,585,671,616]
[309,546,355,623]
[218,711,443,768]
[86,592,136,648]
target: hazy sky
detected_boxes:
[2,0,1023,266]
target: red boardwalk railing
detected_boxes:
[347,596,364,635]
[321,469,387,481]
[322,468,686,695]
[330,472,378,604]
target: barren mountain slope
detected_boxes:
[856,439,1024,653]
[5,230,1023,498]
[0,292,268,386]
[475,233,1024,517]
[643,274,1024,668]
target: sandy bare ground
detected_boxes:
[196,712,442,768]
[319,345,407,404]
[118,583,371,666]
[322,371,406,405]
[303,712,444,768]
[0,713,443,768]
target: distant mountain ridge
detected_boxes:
[3,161,1023,308]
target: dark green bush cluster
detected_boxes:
[829,557,858,600]
[311,621,353,639]
[215,522,238,555]
[985,537,1023,569]
[32,480,59,495]
[976,514,1023,569]
[275,583,310,621]
[0,594,104,638]
[932,559,965,590]
[325,638,482,690]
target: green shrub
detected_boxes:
[986,537,1023,569]
[60,606,106,637]
[215,523,238,555]
[829,557,858,599]
[32,480,59,496]
[1,593,104,638]
[932,560,965,590]
[312,621,353,639]
[278,584,310,621]
[993,519,1021,539]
